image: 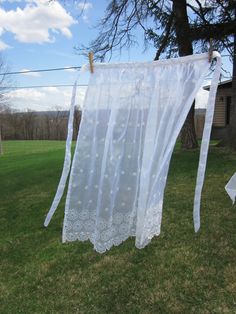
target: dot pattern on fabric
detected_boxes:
[61,53,220,253]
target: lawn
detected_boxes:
[0,140,236,313]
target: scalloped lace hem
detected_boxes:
[63,229,161,253]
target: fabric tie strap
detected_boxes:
[193,51,222,232]
[44,81,77,227]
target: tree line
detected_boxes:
[0,105,81,141]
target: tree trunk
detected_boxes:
[180,101,199,149]
[219,2,236,149]
[172,0,198,149]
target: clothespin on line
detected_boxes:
[208,38,213,63]
[88,52,94,73]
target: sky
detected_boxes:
[0,0,233,111]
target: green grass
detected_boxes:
[0,140,236,314]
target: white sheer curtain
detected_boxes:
[45,52,221,253]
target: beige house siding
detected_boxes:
[213,88,231,127]
[196,80,233,140]
[195,114,205,139]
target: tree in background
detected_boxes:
[0,104,8,154]
[74,105,82,138]
[0,54,11,154]
[78,0,236,149]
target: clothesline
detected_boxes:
[0,66,81,76]
[0,54,232,77]
[0,84,88,90]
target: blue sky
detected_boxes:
[0,0,233,111]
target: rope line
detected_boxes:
[0,84,88,90]
[0,54,233,76]
[0,66,81,76]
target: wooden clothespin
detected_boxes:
[88,52,94,73]
[208,38,213,63]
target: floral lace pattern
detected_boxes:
[64,209,138,253]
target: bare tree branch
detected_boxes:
[76,0,235,62]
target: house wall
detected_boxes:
[211,86,232,140]
[211,126,229,141]
[195,86,233,140]
[213,87,232,127]
[195,114,205,139]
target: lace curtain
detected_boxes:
[44,52,221,253]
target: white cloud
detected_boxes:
[8,88,45,102]
[77,2,93,11]
[20,68,41,77]
[64,66,77,72]
[7,85,87,111]
[77,1,93,23]
[0,39,11,50]
[41,86,59,92]
[0,0,76,45]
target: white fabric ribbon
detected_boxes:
[225,172,236,204]
[44,81,77,227]
[193,51,222,232]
